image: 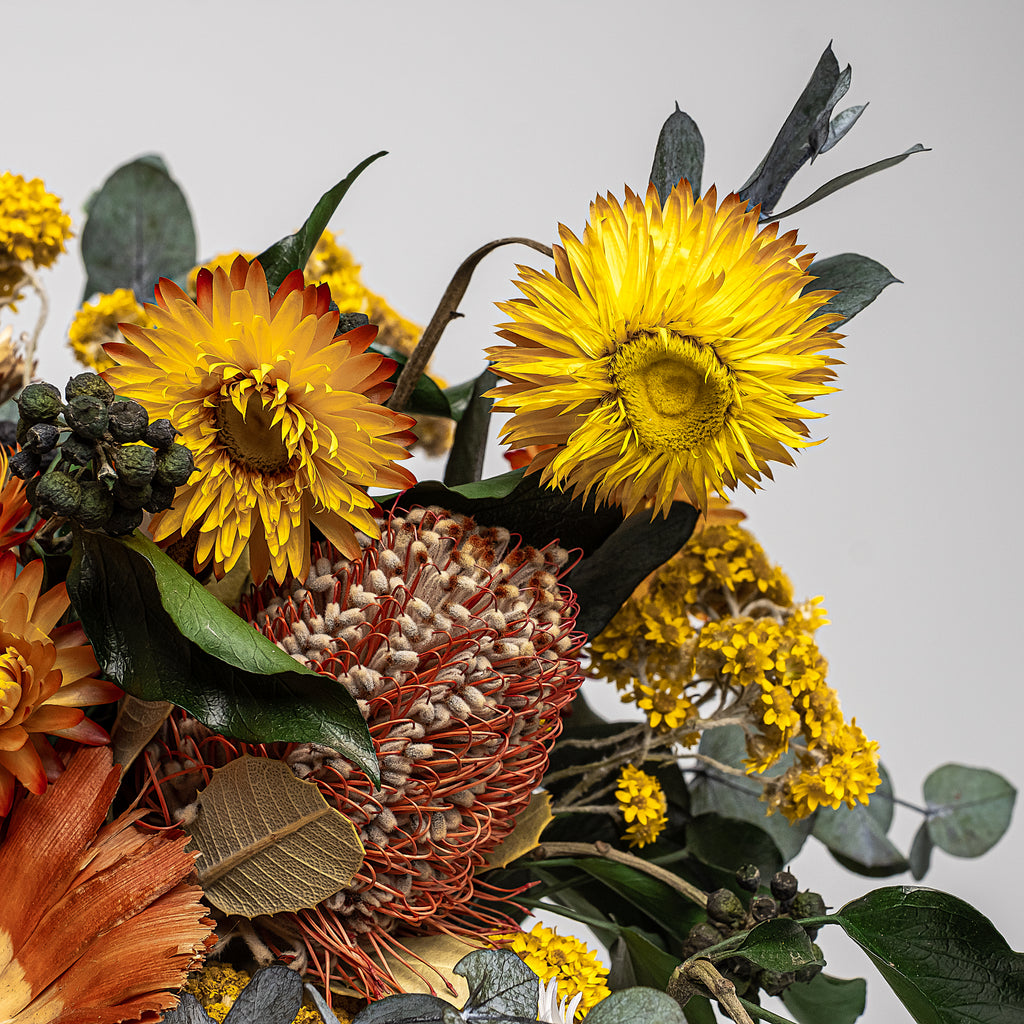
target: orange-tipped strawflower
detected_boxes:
[487,184,843,516]
[0,551,121,814]
[136,507,585,997]
[103,256,417,584]
[0,745,214,1024]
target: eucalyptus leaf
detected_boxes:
[803,253,900,324]
[585,988,687,1024]
[352,993,465,1024]
[304,983,348,1024]
[222,965,303,1024]
[650,104,705,203]
[444,368,498,486]
[686,813,784,881]
[820,104,868,154]
[781,972,866,1024]
[66,528,378,782]
[80,156,196,302]
[923,764,1016,858]
[564,502,698,639]
[706,919,822,973]
[833,886,1024,1023]
[160,993,217,1024]
[455,949,539,1019]
[908,822,934,881]
[256,151,386,291]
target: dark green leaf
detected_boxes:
[351,993,463,1024]
[619,927,680,989]
[820,105,867,154]
[564,502,698,639]
[650,104,705,203]
[387,469,624,557]
[681,995,716,1024]
[833,886,1024,1023]
[256,152,386,291]
[770,144,929,220]
[736,999,799,1024]
[160,993,217,1024]
[223,965,302,1024]
[608,936,638,990]
[923,764,1017,858]
[803,253,899,324]
[782,972,866,1024]
[586,988,687,1024]
[456,949,538,1019]
[80,156,196,302]
[444,369,497,486]
[739,44,847,214]
[370,344,452,419]
[66,529,378,782]
[688,726,812,863]
[686,813,784,881]
[909,823,934,881]
[706,919,822,973]
[443,379,478,423]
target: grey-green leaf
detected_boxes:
[456,949,539,1019]
[160,993,217,1024]
[820,104,868,154]
[834,886,1024,1023]
[803,253,900,324]
[650,104,705,203]
[909,822,934,882]
[706,919,823,974]
[586,988,688,1024]
[223,965,302,1024]
[781,972,866,1024]
[351,994,464,1024]
[80,156,196,302]
[923,764,1017,858]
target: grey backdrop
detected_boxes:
[7,1,1021,1019]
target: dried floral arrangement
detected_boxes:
[0,43,1019,1024]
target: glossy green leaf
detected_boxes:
[66,529,378,783]
[256,152,386,291]
[443,368,497,486]
[706,919,822,974]
[833,886,1024,1023]
[680,995,716,1024]
[587,988,687,1024]
[619,927,680,989]
[908,822,934,881]
[80,156,196,302]
[781,972,866,1024]
[564,502,698,639]
[686,813,784,881]
[443,378,477,422]
[771,144,929,220]
[688,726,812,863]
[923,764,1016,858]
[370,344,451,418]
[650,104,705,203]
[803,253,900,324]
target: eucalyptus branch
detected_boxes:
[387,236,553,412]
[683,752,749,777]
[553,723,647,750]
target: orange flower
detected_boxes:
[0,448,33,553]
[0,745,214,1024]
[0,552,121,813]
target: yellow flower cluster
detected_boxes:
[185,964,346,1024]
[68,288,150,372]
[498,922,610,1019]
[0,172,72,269]
[615,764,668,848]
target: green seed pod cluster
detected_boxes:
[681,866,828,1003]
[10,372,196,536]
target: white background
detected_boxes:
[6,1,1022,1020]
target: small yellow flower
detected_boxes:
[635,680,694,731]
[68,288,150,372]
[0,172,73,268]
[615,765,668,848]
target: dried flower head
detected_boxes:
[68,288,150,372]
[0,172,73,269]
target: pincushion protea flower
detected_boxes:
[104,256,417,584]
[487,184,843,516]
[0,745,214,1024]
[0,552,121,814]
[136,507,584,997]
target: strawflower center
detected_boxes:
[215,387,292,473]
[0,646,26,726]
[610,329,733,454]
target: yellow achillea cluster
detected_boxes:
[615,764,668,848]
[68,288,150,372]
[0,172,73,269]
[498,923,610,1020]
[589,524,879,821]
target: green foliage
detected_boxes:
[802,253,901,323]
[704,919,823,974]
[650,104,705,202]
[781,973,867,1024]
[443,368,497,486]
[66,529,378,783]
[161,967,307,1024]
[923,764,1017,858]
[369,343,452,418]
[80,155,197,302]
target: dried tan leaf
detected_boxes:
[185,755,364,918]
[110,695,173,771]
[383,933,487,1002]
[482,790,552,869]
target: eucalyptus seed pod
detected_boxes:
[735,864,761,893]
[143,481,177,513]
[8,449,41,479]
[144,418,177,449]
[105,504,144,536]
[153,443,195,487]
[65,395,109,441]
[113,478,152,510]
[707,888,747,928]
[790,890,827,919]
[770,870,799,902]
[61,433,96,467]
[750,895,779,921]
[685,921,724,954]
[77,481,115,529]
[107,400,149,443]
[35,471,82,517]
[65,372,114,406]
[757,969,793,997]
[16,382,63,423]
[114,444,157,487]
[24,422,60,454]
